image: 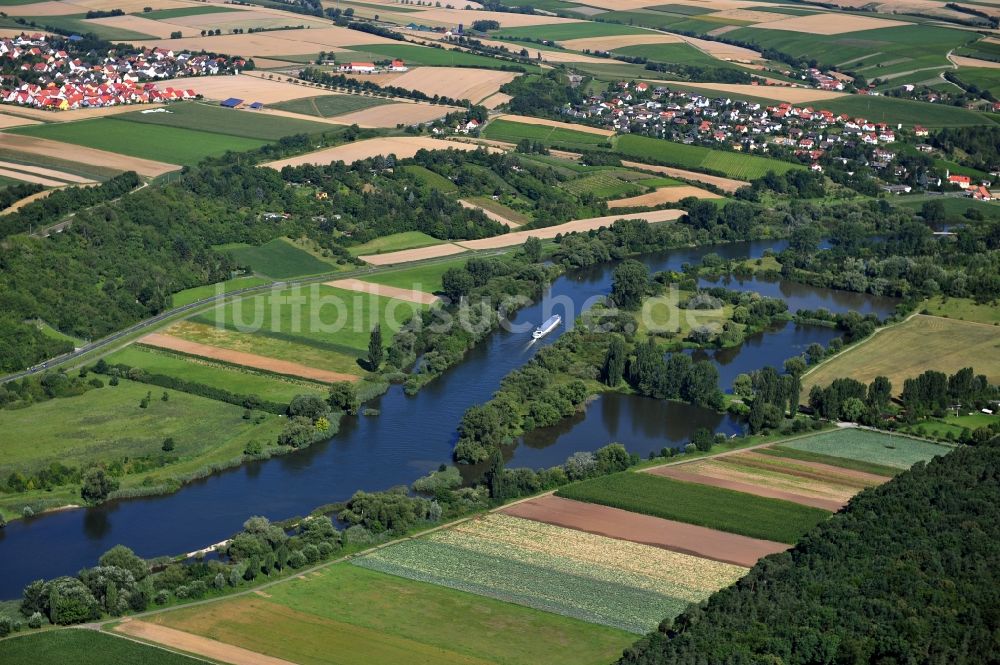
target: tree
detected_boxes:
[486,446,505,500]
[288,394,329,420]
[691,427,714,452]
[328,382,359,415]
[441,267,474,302]
[368,323,383,370]
[98,545,147,581]
[732,373,754,399]
[611,259,649,310]
[602,336,626,386]
[81,467,118,504]
[161,437,175,452]
[867,376,892,410]
[523,236,542,262]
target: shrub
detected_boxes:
[27,612,43,629]
[154,590,170,605]
[287,550,307,569]
[0,617,11,638]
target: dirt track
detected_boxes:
[115,620,298,665]
[501,495,787,567]
[357,242,468,266]
[325,278,440,305]
[0,134,178,177]
[621,160,748,192]
[455,209,682,250]
[139,333,359,383]
[608,185,720,208]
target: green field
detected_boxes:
[149,564,633,665]
[191,283,425,356]
[557,471,829,543]
[358,256,469,294]
[820,95,990,128]
[919,296,1000,325]
[171,276,271,307]
[953,67,1000,97]
[494,22,653,41]
[116,103,333,141]
[10,119,267,165]
[22,14,155,40]
[401,164,458,193]
[780,429,952,469]
[215,238,336,279]
[894,195,1000,221]
[616,134,799,179]
[269,94,392,118]
[900,412,996,439]
[137,5,241,19]
[560,172,644,199]
[106,345,327,403]
[483,119,609,149]
[347,231,443,256]
[0,631,201,665]
[346,43,542,72]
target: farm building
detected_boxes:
[340,62,376,74]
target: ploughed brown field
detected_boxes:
[501,495,787,568]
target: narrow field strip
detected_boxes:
[115,619,299,665]
[0,167,70,187]
[730,450,892,485]
[139,333,359,383]
[458,199,521,227]
[358,242,468,266]
[620,160,748,192]
[494,114,615,137]
[324,278,440,305]
[607,185,720,208]
[650,466,845,511]
[501,495,786,567]
[0,160,94,183]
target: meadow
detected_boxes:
[215,237,337,279]
[895,195,1000,221]
[353,513,746,633]
[820,95,989,128]
[347,231,443,256]
[10,119,267,166]
[270,94,393,118]
[106,345,328,403]
[0,631,200,665]
[483,119,609,149]
[401,164,458,193]
[345,43,543,72]
[616,134,800,179]
[19,14,156,40]
[779,429,952,470]
[802,315,1000,395]
[953,67,1000,97]
[494,22,653,42]
[614,42,742,69]
[170,275,270,307]
[556,471,829,544]
[919,295,1000,325]
[148,563,634,665]
[116,103,332,141]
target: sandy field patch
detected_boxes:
[409,7,582,27]
[330,101,454,127]
[653,80,847,103]
[357,242,468,266]
[264,136,498,169]
[560,33,681,53]
[0,160,93,183]
[115,620,297,665]
[458,199,521,227]
[608,185,720,208]
[338,71,408,88]
[324,277,440,304]
[752,12,906,35]
[0,167,68,187]
[479,92,513,109]
[455,208,683,250]
[679,35,762,61]
[0,113,40,130]
[621,160,748,192]
[952,55,1000,69]
[158,74,334,103]
[136,26,400,56]
[0,103,165,123]
[376,68,519,104]
[707,25,742,37]
[649,465,846,511]
[0,134,178,177]
[495,113,614,136]
[85,14,180,38]
[139,333,359,383]
[501,495,787,567]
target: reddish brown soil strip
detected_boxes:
[139,333,359,384]
[357,242,467,266]
[744,451,892,485]
[649,467,845,512]
[115,620,297,665]
[501,495,786,568]
[325,278,439,305]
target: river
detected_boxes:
[0,239,898,597]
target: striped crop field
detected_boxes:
[352,514,747,633]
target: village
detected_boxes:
[0,33,245,110]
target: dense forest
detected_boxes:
[930,125,1000,172]
[618,440,1000,665]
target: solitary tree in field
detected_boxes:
[368,324,383,370]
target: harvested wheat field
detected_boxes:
[0,103,166,123]
[0,167,74,187]
[137,25,399,57]
[952,54,1000,69]
[678,35,762,61]
[456,209,683,250]
[621,160,748,192]
[139,333,359,383]
[608,185,720,208]
[501,495,787,567]
[561,33,681,53]
[3,0,91,16]
[162,9,330,31]
[0,161,93,184]
[378,68,519,105]
[459,199,521,227]
[753,12,906,35]
[707,8,779,23]
[324,278,440,305]
[496,114,614,136]
[409,7,581,27]
[264,137,499,169]
[330,101,453,127]
[479,92,513,109]
[115,620,297,665]
[85,14,180,38]
[159,74,336,104]
[0,114,39,130]
[0,134,177,177]
[654,80,846,103]
[357,243,468,266]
